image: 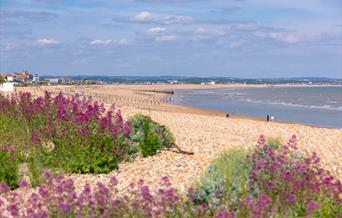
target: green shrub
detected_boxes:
[194,148,251,210]
[38,134,129,174]
[0,77,5,84]
[129,114,174,157]
[61,143,122,174]
[0,144,20,189]
[0,114,32,154]
[26,150,44,187]
[267,137,282,149]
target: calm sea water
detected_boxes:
[173,86,342,128]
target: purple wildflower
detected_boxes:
[0,183,10,194]
[306,200,320,213]
[8,204,19,216]
[19,179,29,188]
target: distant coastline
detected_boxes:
[2,71,341,87]
[40,75,341,86]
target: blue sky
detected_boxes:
[0,0,341,78]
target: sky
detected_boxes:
[0,0,341,78]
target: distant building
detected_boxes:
[168,80,178,85]
[32,74,40,83]
[1,70,31,83]
[14,70,30,82]
[6,76,14,82]
[46,78,59,84]
[200,81,216,85]
[59,77,71,84]
[78,80,98,85]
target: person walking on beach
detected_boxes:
[266,115,270,122]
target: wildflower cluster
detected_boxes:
[0,91,132,174]
[245,135,342,217]
[0,172,216,218]
[0,92,173,181]
[191,136,341,217]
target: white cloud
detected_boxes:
[89,39,128,45]
[254,31,299,44]
[270,33,299,44]
[130,11,193,24]
[236,22,258,31]
[35,38,59,45]
[132,11,153,22]
[194,27,226,36]
[193,27,226,42]
[147,27,166,34]
[155,35,181,42]
[229,40,245,48]
[195,27,206,34]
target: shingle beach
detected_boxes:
[14,84,342,193]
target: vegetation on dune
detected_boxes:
[192,136,342,217]
[0,92,174,187]
[193,148,251,211]
[0,144,19,189]
[129,113,174,157]
[0,136,341,217]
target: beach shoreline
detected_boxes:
[7,83,341,129]
[169,101,342,130]
[133,85,341,130]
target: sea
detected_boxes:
[173,86,342,128]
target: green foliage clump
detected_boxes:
[129,114,174,157]
[0,112,32,153]
[0,144,19,189]
[194,148,251,210]
[26,150,44,187]
[48,136,127,174]
[267,137,282,149]
[0,76,5,84]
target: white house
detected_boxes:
[0,82,15,92]
[167,80,178,85]
[32,75,40,83]
[6,76,14,82]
